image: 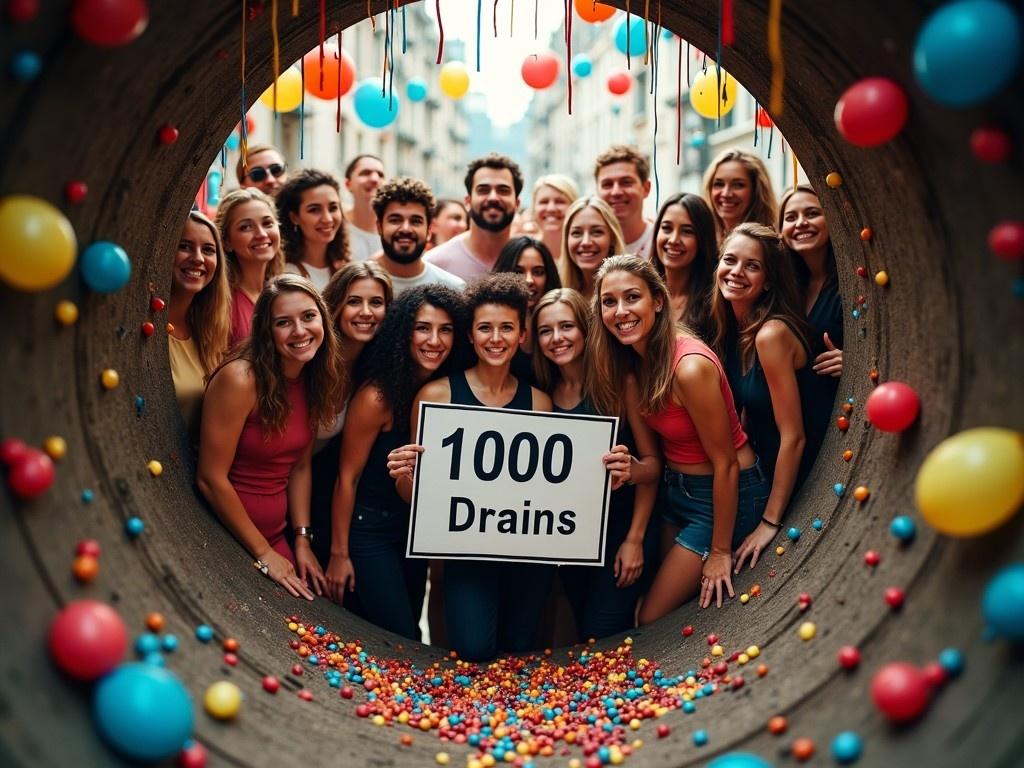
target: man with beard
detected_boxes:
[371,177,465,296]
[594,145,655,259]
[344,154,386,262]
[425,153,523,282]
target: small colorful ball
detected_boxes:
[837,415,850,431]
[792,737,815,761]
[922,661,947,689]
[768,715,788,734]
[435,751,450,765]
[837,645,861,670]
[889,515,917,542]
[134,632,160,656]
[54,299,79,325]
[223,637,239,652]
[865,381,920,432]
[982,563,1024,641]
[100,368,120,389]
[262,675,280,694]
[707,753,773,768]
[7,0,40,23]
[988,221,1024,262]
[10,49,42,81]
[825,172,843,188]
[874,270,889,286]
[813,518,823,530]
[856,265,868,278]
[860,227,873,241]
[42,435,67,461]
[178,740,208,768]
[76,539,101,557]
[692,729,708,746]
[195,624,214,643]
[146,459,163,477]
[682,625,694,637]
[7,447,55,499]
[125,517,145,537]
[64,180,88,204]
[864,550,881,566]
[834,483,846,497]
[937,648,965,677]
[72,554,100,582]
[144,612,164,632]
[656,724,671,738]
[141,321,155,337]
[158,124,180,145]
[871,661,931,723]
[884,586,905,609]
[832,731,863,764]
[162,634,179,653]
[798,622,816,641]
[842,449,854,462]
[80,241,131,293]
[203,680,242,720]
[787,527,801,542]
[970,126,1012,163]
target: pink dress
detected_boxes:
[229,288,255,349]
[228,377,312,563]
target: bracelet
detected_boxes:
[760,516,782,529]
[293,526,313,542]
[252,559,270,576]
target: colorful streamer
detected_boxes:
[722,0,734,45]
[768,0,784,114]
[476,0,482,71]
[271,0,280,111]
[435,0,445,64]
[240,0,248,170]
[564,0,573,114]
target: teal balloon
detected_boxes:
[707,754,774,768]
[571,53,593,78]
[661,28,674,41]
[614,16,648,56]
[914,0,1022,106]
[224,133,240,150]
[688,131,706,148]
[611,103,621,115]
[406,77,428,102]
[982,563,1024,641]
[353,78,400,128]
[80,241,131,293]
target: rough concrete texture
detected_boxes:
[1,1,1022,766]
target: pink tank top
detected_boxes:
[644,336,747,464]
[228,377,312,496]
[229,288,255,349]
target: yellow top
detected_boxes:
[168,335,206,442]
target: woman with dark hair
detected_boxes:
[428,199,468,249]
[326,284,466,639]
[702,149,778,243]
[277,169,349,292]
[198,274,345,600]
[651,193,717,338]
[707,223,817,573]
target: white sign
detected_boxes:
[407,402,618,566]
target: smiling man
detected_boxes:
[425,153,524,282]
[371,177,465,296]
[344,154,386,262]
[594,145,654,259]
[237,144,289,197]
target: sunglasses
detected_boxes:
[246,163,287,183]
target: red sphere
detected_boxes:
[7,0,40,23]
[970,126,1012,164]
[262,675,280,693]
[681,625,694,637]
[298,689,314,701]
[607,70,632,95]
[884,586,905,610]
[64,180,88,204]
[150,296,167,312]
[291,663,304,676]
[865,381,920,433]
[837,645,861,670]
[178,741,208,768]
[656,724,671,738]
[141,321,155,337]
[8,447,55,499]
[706,633,718,645]
[856,265,868,278]
[922,661,947,689]
[870,661,931,723]
[755,106,774,128]
[70,0,149,47]
[157,124,179,145]
[0,437,29,466]
[988,221,1024,262]
[340,685,354,699]
[522,52,560,90]
[834,77,908,147]
[863,550,881,566]
[48,600,128,680]
[75,538,102,558]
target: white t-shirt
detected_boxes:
[625,220,655,260]
[386,261,466,296]
[424,234,495,282]
[348,225,382,262]
[283,261,332,293]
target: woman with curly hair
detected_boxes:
[198,274,345,601]
[651,193,717,339]
[168,211,232,442]
[216,188,285,348]
[277,169,350,292]
[326,284,466,639]
[702,149,778,243]
[560,197,626,303]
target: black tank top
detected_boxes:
[448,369,533,410]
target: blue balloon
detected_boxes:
[10,50,42,81]
[571,53,593,78]
[914,0,1022,106]
[707,753,774,768]
[688,131,706,148]
[80,241,131,293]
[353,78,400,128]
[406,77,428,102]
[611,103,621,115]
[982,563,1024,641]
[661,27,674,41]
[93,663,194,762]
[224,133,240,151]
[831,731,863,764]
[614,16,648,57]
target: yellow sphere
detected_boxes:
[438,61,471,99]
[689,68,738,119]
[0,195,77,292]
[874,270,890,286]
[100,368,120,389]
[258,67,304,112]
[915,428,1024,537]
[203,680,242,720]
[798,621,817,641]
[825,172,844,188]
[43,436,67,461]
[147,459,163,477]
[54,300,79,325]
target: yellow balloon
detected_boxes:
[689,68,738,119]
[438,61,471,100]
[0,195,77,292]
[915,427,1024,537]
[258,67,304,112]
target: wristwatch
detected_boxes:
[293,526,314,542]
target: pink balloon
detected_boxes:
[834,77,908,147]
[607,70,632,95]
[49,601,128,681]
[522,52,560,90]
[866,381,920,433]
[871,662,931,723]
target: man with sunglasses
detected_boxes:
[236,143,289,197]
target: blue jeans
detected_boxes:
[444,559,554,661]
[661,460,771,557]
[349,502,427,641]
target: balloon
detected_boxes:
[755,106,774,128]
[614,16,648,56]
[915,427,1024,537]
[988,221,1024,262]
[49,600,128,681]
[302,46,355,100]
[94,663,194,762]
[870,662,932,723]
[258,67,303,112]
[982,563,1024,641]
[914,0,1022,107]
[571,53,593,78]
[406,76,428,102]
[7,447,54,499]
[574,0,615,23]
[865,381,920,432]
[707,753,774,768]
[689,68,738,119]
[611,103,622,115]
[71,0,149,47]
[607,70,632,95]
[689,131,707,148]
[522,52,560,89]
[438,61,470,99]
[10,49,42,81]
[353,78,400,128]
[80,241,131,292]
[0,195,77,291]
[834,77,908,147]
[224,132,240,151]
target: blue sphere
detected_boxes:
[833,483,846,497]
[353,78,400,128]
[707,753,774,768]
[10,50,42,81]
[889,515,917,542]
[93,663,194,762]
[406,77,428,102]
[938,647,965,678]
[134,633,161,656]
[693,729,709,746]
[162,634,179,653]
[831,731,863,764]
[661,28,674,41]
[125,517,145,537]
[571,53,593,78]
[683,700,696,713]
[689,131,706,148]
[812,518,823,531]
[224,133,241,151]
[195,624,214,643]
[787,527,801,542]
[614,16,648,56]
[80,241,131,293]
[914,0,1022,106]
[982,563,1024,641]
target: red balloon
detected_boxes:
[574,0,616,23]
[834,77,908,148]
[988,221,1024,262]
[48,600,128,681]
[70,0,149,47]
[522,52,560,90]
[870,662,931,723]
[0,437,29,466]
[607,70,632,95]
[970,126,1012,164]
[756,106,774,128]
[7,447,55,499]
[865,381,920,433]
[303,46,356,100]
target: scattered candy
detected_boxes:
[435,752,450,765]
[158,124,180,145]
[145,612,164,632]
[134,632,160,657]
[970,126,1013,164]
[889,515,917,542]
[833,483,845,497]
[64,180,89,204]
[54,300,79,328]
[0,438,28,465]
[836,416,850,432]
[798,622,816,641]
[43,435,67,460]
[786,527,800,542]
[812,518,823,530]
[798,592,812,611]
[76,539,101,558]
[989,221,1024,262]
[692,729,708,746]
[864,550,881,566]
[178,740,208,768]
[656,724,671,739]
[223,637,240,653]
[775,546,785,556]
[9,50,41,82]
[7,447,55,499]
[825,171,843,188]
[203,680,242,720]
[681,625,694,637]
[707,753,773,768]
[937,648,964,678]
[195,624,214,643]
[72,554,100,582]
[865,382,920,432]
[871,662,931,723]
[49,601,127,680]
[860,227,872,241]
[81,241,131,292]
[81,489,94,503]
[262,675,280,693]
[150,296,167,312]
[141,320,155,337]
[100,368,120,389]
[831,731,862,764]
[792,737,815,761]
[837,646,861,670]
[223,652,238,666]
[125,516,145,538]
[162,634,179,653]
[768,715,788,735]
[856,265,868,278]
[884,586,905,610]
[982,563,1024,641]
[146,459,163,477]
[298,689,314,701]
[873,270,889,286]
[853,486,870,502]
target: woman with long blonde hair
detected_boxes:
[559,196,626,302]
[532,174,579,267]
[702,149,778,243]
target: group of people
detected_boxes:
[169,141,844,661]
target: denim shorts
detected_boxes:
[661,460,771,558]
